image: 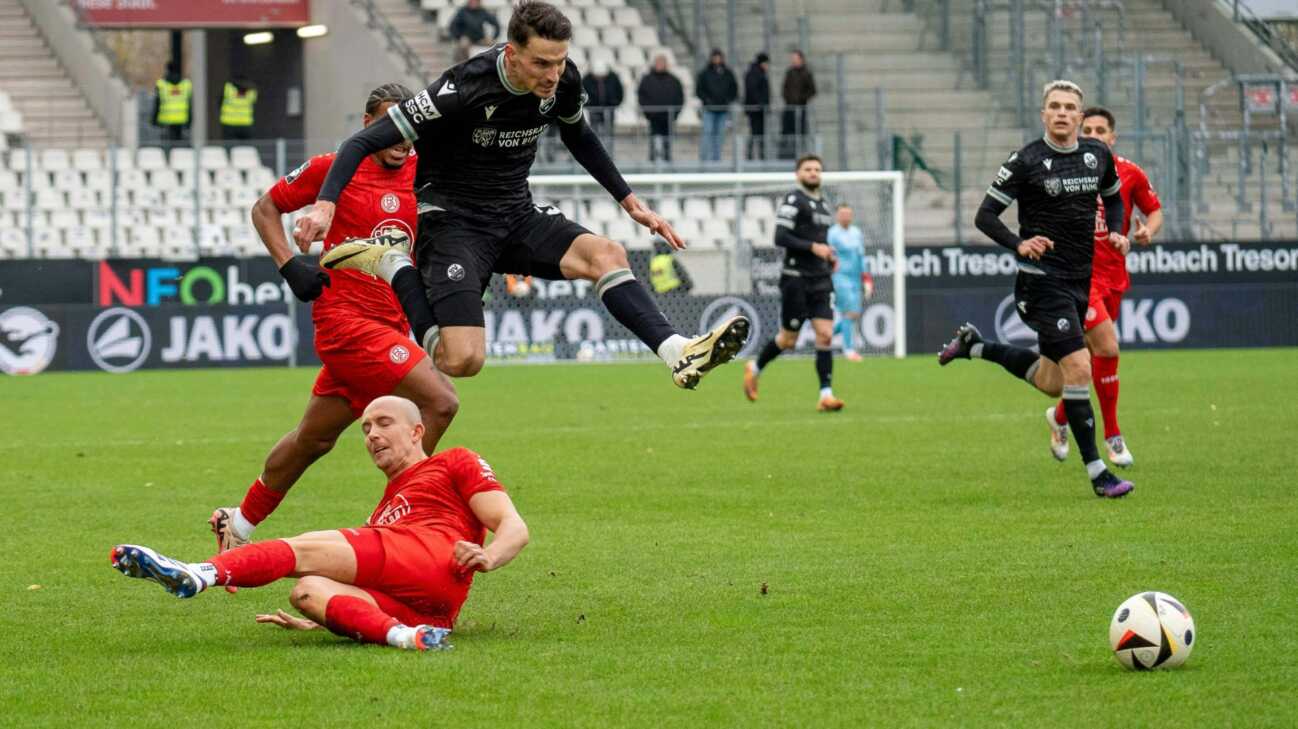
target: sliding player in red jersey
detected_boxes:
[113,396,527,651]
[1045,107,1162,467]
[208,84,460,561]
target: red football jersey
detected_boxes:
[269,153,417,328]
[366,448,505,545]
[1092,155,1161,290]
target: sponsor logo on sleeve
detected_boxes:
[407,90,441,124]
[284,159,310,184]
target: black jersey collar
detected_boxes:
[798,184,823,200]
[496,49,530,96]
[1042,135,1079,154]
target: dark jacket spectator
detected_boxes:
[449,0,500,44]
[696,53,739,109]
[782,51,817,106]
[744,54,771,110]
[582,61,624,133]
[638,55,685,161]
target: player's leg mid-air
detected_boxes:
[297,1,747,390]
[743,155,844,411]
[209,84,460,567]
[938,80,1132,499]
[1046,106,1163,468]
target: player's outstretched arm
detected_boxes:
[293,116,405,248]
[457,491,529,573]
[252,193,329,302]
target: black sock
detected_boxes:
[756,339,782,371]
[1063,385,1102,468]
[391,267,437,345]
[815,348,832,389]
[975,341,1038,380]
[597,270,676,351]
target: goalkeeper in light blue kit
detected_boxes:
[828,204,869,361]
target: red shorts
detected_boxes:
[312,315,426,417]
[1085,280,1126,332]
[340,526,473,629]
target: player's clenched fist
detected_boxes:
[293,201,336,250]
[1108,232,1130,256]
[1016,235,1054,260]
[454,540,494,573]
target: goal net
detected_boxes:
[479,171,905,363]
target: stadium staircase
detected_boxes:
[0,0,110,148]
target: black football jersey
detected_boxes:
[389,45,587,220]
[774,187,834,279]
[985,136,1120,279]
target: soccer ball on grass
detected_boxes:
[1109,591,1195,670]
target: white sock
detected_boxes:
[970,342,985,359]
[192,563,218,589]
[375,250,413,284]
[386,624,417,649]
[819,387,834,399]
[748,360,760,376]
[231,508,256,541]
[1085,459,1107,480]
[656,334,689,366]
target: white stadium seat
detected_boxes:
[616,7,643,28]
[200,187,227,208]
[744,197,775,220]
[162,227,198,260]
[147,208,178,227]
[0,110,23,135]
[136,147,167,170]
[133,187,162,208]
[73,149,104,171]
[618,46,647,71]
[655,198,683,222]
[164,189,193,210]
[583,7,611,26]
[109,147,135,171]
[0,170,17,191]
[2,190,26,211]
[34,189,64,211]
[199,146,230,170]
[168,147,197,171]
[213,168,244,189]
[0,229,27,258]
[604,217,637,244]
[212,208,244,227]
[587,198,621,223]
[714,198,737,219]
[64,227,99,258]
[67,189,101,211]
[601,27,629,48]
[246,168,276,191]
[227,186,258,209]
[40,149,71,171]
[198,224,231,256]
[7,150,31,171]
[84,209,112,228]
[741,217,770,246]
[52,169,82,191]
[26,171,53,190]
[683,198,712,221]
[572,26,600,49]
[118,168,148,190]
[229,146,261,170]
[672,218,703,246]
[701,218,734,248]
[83,169,112,191]
[49,209,79,229]
[151,169,181,190]
[631,27,658,48]
[31,228,63,258]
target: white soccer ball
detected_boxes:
[1109,591,1196,670]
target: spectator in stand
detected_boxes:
[153,62,191,145]
[780,50,817,158]
[744,52,771,160]
[649,235,694,298]
[638,54,685,163]
[696,49,738,162]
[582,60,624,141]
[448,0,501,63]
[220,76,258,141]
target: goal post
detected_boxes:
[510,171,906,362]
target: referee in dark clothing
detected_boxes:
[938,80,1134,499]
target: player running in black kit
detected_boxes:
[938,80,1134,499]
[742,154,845,412]
[293,1,747,389]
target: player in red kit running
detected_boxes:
[1045,107,1162,467]
[112,396,528,651]
[208,84,460,563]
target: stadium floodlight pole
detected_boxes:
[530,171,908,358]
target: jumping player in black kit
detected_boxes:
[293,1,748,390]
[938,80,1134,499]
[742,155,845,412]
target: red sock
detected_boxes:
[1093,354,1120,440]
[1053,399,1067,426]
[208,539,296,587]
[239,478,287,526]
[325,596,401,645]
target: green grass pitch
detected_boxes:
[2,348,1295,727]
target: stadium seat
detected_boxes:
[614,105,639,127]
[31,228,63,258]
[116,208,144,228]
[40,149,71,172]
[64,227,99,258]
[0,170,17,191]
[604,217,637,244]
[213,168,244,189]
[162,227,198,260]
[200,146,230,170]
[744,197,775,220]
[109,147,135,171]
[169,147,197,171]
[147,208,179,227]
[617,46,647,72]
[0,228,27,258]
[229,146,261,170]
[200,187,227,209]
[127,227,163,257]
[683,198,712,221]
[583,6,611,27]
[34,189,64,211]
[246,167,276,191]
[83,169,112,191]
[700,218,734,248]
[572,26,600,49]
[48,209,79,229]
[0,110,23,135]
[227,225,262,256]
[2,189,26,212]
[714,197,737,220]
[164,189,194,210]
[630,27,657,49]
[587,198,621,224]
[676,103,700,130]
[151,169,181,191]
[0,210,12,228]
[212,207,244,227]
[52,169,82,191]
[601,27,629,49]
[27,171,54,190]
[198,224,231,256]
[133,187,162,208]
[73,148,104,171]
[136,147,167,170]
[656,198,684,223]
[84,209,112,228]
[227,186,258,209]
[6,149,31,171]
[118,168,148,190]
[672,218,703,245]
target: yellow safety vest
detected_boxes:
[219,82,257,127]
[650,254,682,293]
[156,79,192,126]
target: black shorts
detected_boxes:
[416,203,592,328]
[779,274,834,331]
[1013,272,1088,361]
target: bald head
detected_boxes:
[361,396,426,479]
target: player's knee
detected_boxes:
[289,576,328,615]
[439,350,485,378]
[421,388,459,425]
[814,332,833,349]
[775,331,797,349]
[291,428,338,460]
[1092,338,1120,358]
[588,237,629,277]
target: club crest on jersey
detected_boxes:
[1044,177,1063,197]
[380,193,400,213]
[447,263,466,282]
[539,95,556,115]
[473,127,498,147]
[1057,317,1070,332]
[389,344,410,364]
[1084,152,1098,169]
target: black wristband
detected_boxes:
[278,257,329,302]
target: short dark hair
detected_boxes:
[795,153,822,170]
[365,82,414,116]
[1082,106,1116,130]
[508,1,572,47]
